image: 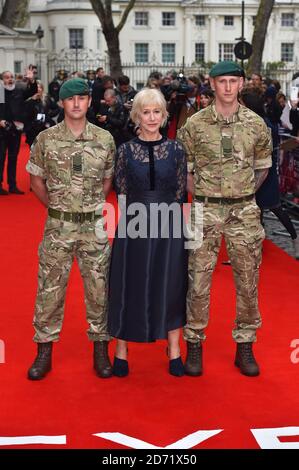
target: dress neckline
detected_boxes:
[135,136,166,146]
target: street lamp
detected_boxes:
[35,25,44,79]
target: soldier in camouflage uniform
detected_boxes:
[26,78,115,380]
[177,61,272,377]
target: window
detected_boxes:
[96,29,101,50]
[162,12,175,26]
[224,16,234,26]
[69,29,84,49]
[195,43,205,62]
[195,15,205,26]
[135,43,149,63]
[162,43,175,63]
[281,13,294,27]
[135,12,149,26]
[50,29,56,51]
[218,44,234,61]
[14,61,22,74]
[281,43,294,62]
[136,82,145,90]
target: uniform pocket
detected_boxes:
[83,146,105,179]
[238,202,265,242]
[241,202,261,228]
[45,146,71,185]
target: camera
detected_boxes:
[124,99,134,109]
[36,113,46,123]
[164,73,193,102]
[3,121,13,132]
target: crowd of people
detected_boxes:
[1,64,299,191]
[1,61,298,380]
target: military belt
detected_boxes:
[195,194,255,204]
[48,207,100,223]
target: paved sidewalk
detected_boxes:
[263,210,299,260]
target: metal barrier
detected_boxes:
[46,52,299,94]
[279,141,299,216]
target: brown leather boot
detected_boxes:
[28,342,52,380]
[93,341,113,378]
[184,341,203,376]
[235,342,260,376]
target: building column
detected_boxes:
[5,50,15,72]
[184,14,192,65]
[40,49,49,85]
[208,15,217,62]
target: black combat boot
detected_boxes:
[184,341,203,376]
[93,341,113,378]
[234,342,260,376]
[28,342,53,380]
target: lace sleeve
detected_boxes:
[114,144,128,194]
[174,141,187,203]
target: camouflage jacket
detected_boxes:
[177,103,272,198]
[26,120,115,212]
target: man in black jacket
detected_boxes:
[0,67,37,195]
[94,89,126,148]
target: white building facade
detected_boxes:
[0,23,37,74]
[1,0,299,89]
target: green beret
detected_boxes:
[209,61,244,78]
[59,78,90,100]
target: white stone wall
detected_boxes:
[0,26,36,76]
[2,0,299,87]
[27,0,299,66]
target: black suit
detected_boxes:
[0,81,37,189]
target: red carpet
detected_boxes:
[0,138,299,449]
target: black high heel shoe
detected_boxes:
[113,357,129,377]
[169,357,185,377]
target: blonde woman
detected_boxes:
[108,88,188,377]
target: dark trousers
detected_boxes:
[0,130,21,189]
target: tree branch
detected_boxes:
[104,0,112,19]
[0,0,29,28]
[89,0,107,28]
[116,0,136,33]
[247,0,275,74]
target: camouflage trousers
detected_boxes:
[184,199,265,344]
[32,215,111,343]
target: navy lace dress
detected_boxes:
[108,136,188,342]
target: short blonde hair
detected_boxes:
[130,88,168,127]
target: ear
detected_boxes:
[239,77,244,92]
[209,77,215,91]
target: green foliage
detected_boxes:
[192,60,216,69]
[263,61,286,71]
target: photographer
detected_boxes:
[94,89,126,147]
[24,81,60,147]
[91,75,115,116]
[115,75,137,108]
[0,66,37,195]
[115,75,137,141]
[48,69,68,102]
[167,75,201,138]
